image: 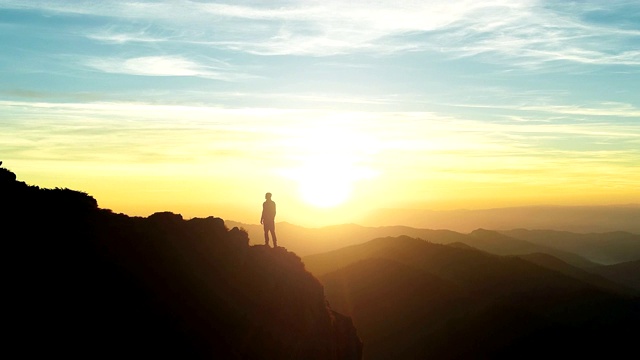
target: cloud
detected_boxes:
[450,101,640,118]
[528,103,640,118]
[436,5,640,68]
[83,55,256,81]
[5,0,638,67]
[86,27,167,44]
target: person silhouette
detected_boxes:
[260,192,278,247]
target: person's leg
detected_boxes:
[271,229,278,247]
[264,227,270,246]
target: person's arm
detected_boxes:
[260,202,265,224]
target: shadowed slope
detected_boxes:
[516,252,635,295]
[589,260,640,291]
[305,236,640,359]
[321,258,464,359]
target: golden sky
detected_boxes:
[1,1,639,226]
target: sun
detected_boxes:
[284,121,378,209]
[295,157,353,208]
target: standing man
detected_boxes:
[261,192,277,247]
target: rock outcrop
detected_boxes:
[2,165,362,359]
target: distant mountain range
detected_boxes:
[227,221,640,266]
[361,205,640,233]
[499,228,640,264]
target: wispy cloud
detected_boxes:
[528,102,640,118]
[4,0,638,67]
[436,2,640,68]
[86,26,170,44]
[450,101,640,118]
[83,55,257,81]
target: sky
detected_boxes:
[1,0,639,227]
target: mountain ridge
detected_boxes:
[362,205,640,233]
[305,235,640,359]
[228,220,639,268]
[2,166,362,359]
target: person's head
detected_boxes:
[265,192,272,200]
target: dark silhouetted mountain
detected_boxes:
[466,228,599,268]
[445,241,477,250]
[516,253,635,295]
[321,257,465,359]
[589,260,640,291]
[362,205,640,233]
[2,166,361,359]
[500,229,640,265]
[304,236,640,359]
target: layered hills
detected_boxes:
[228,221,639,268]
[304,236,640,359]
[2,167,361,359]
[363,205,640,233]
[499,228,640,265]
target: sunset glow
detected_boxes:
[283,121,378,208]
[1,1,639,226]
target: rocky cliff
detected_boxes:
[2,166,362,359]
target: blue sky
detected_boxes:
[1,0,639,225]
